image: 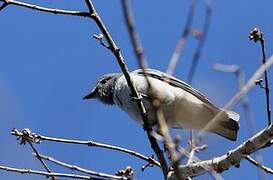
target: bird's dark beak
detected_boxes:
[83,88,97,100]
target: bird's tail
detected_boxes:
[211,109,240,141]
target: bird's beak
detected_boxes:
[83,88,97,100]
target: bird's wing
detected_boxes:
[133,69,216,108]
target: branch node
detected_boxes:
[93,33,110,49]
[249,27,263,42]
[255,78,265,89]
[115,166,134,179]
[11,128,41,145]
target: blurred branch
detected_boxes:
[167,0,196,75]
[198,54,273,138]
[213,63,267,180]
[121,0,147,68]
[249,27,272,126]
[0,164,112,180]
[11,128,160,167]
[186,0,212,170]
[187,0,212,84]
[168,122,273,179]
[33,153,126,179]
[245,156,273,174]
[120,0,169,177]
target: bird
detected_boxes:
[83,69,240,141]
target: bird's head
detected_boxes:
[83,73,121,105]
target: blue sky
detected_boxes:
[1,0,273,179]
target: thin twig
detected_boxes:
[11,128,160,167]
[0,165,106,180]
[0,0,89,16]
[33,153,126,179]
[28,142,56,180]
[167,0,196,75]
[245,155,273,174]
[249,27,272,126]
[187,0,212,84]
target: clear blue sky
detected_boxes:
[1,0,273,179]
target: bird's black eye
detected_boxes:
[100,77,111,84]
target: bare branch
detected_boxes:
[34,153,126,179]
[168,122,273,179]
[28,142,56,180]
[0,0,89,16]
[0,1,7,10]
[121,0,147,69]
[245,155,273,174]
[167,0,196,75]
[187,0,212,84]
[11,128,160,167]
[0,164,110,180]
[249,27,272,126]
[120,0,168,177]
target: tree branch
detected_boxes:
[33,153,126,179]
[249,27,272,126]
[245,155,273,174]
[120,0,169,177]
[168,122,273,179]
[167,0,196,75]
[28,142,56,180]
[187,0,212,84]
[199,54,273,138]
[213,63,267,180]
[0,0,89,16]
[0,164,116,180]
[11,128,160,168]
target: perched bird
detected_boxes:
[83,69,240,141]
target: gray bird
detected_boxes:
[83,69,239,141]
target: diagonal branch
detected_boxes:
[213,63,267,180]
[28,142,56,180]
[245,155,273,174]
[120,0,169,177]
[167,0,196,75]
[33,153,126,179]
[168,122,273,179]
[199,54,273,138]
[187,0,212,84]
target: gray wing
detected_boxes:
[132,69,216,108]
